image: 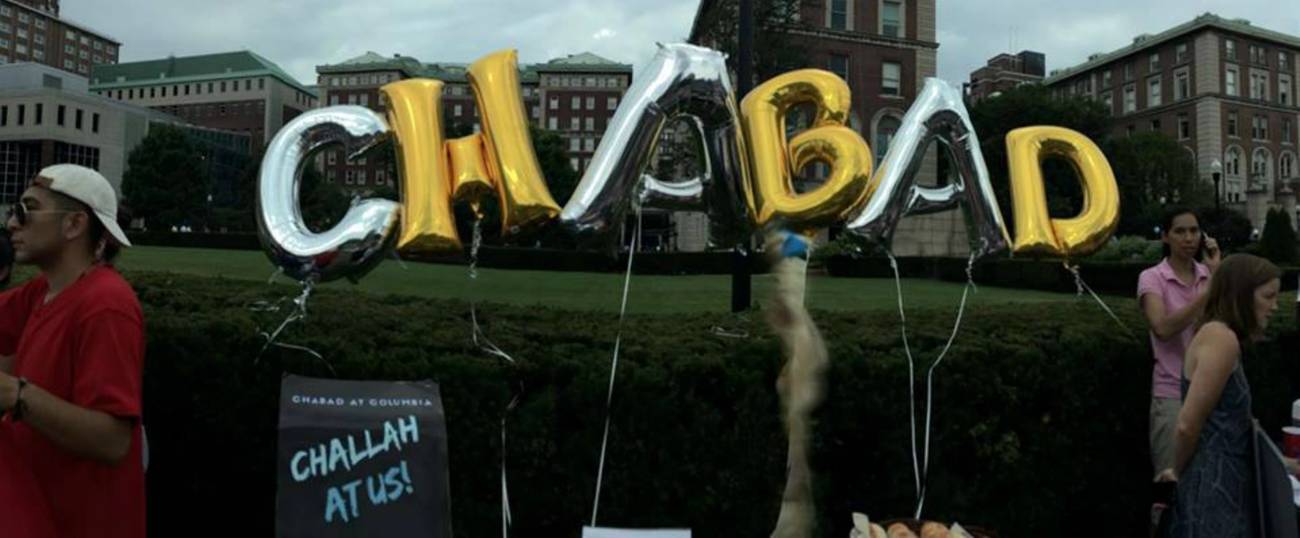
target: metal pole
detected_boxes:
[731,0,755,313]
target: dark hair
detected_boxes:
[48,190,121,264]
[1203,253,1282,340]
[1160,206,1200,259]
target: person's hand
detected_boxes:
[1284,457,1300,477]
[0,371,15,413]
[1204,235,1221,273]
[1155,468,1178,482]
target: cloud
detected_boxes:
[593,28,617,40]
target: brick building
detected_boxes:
[1043,13,1300,230]
[89,51,319,149]
[0,0,120,78]
[315,51,630,193]
[968,50,1045,103]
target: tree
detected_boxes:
[1102,132,1212,237]
[121,124,212,231]
[1258,208,1298,264]
[970,84,1111,235]
[1199,207,1254,253]
[690,0,807,82]
[299,165,352,233]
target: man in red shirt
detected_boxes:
[0,164,145,538]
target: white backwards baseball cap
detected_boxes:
[34,164,132,247]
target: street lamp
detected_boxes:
[1211,158,1223,211]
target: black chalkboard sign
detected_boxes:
[276,375,451,538]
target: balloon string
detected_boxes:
[254,280,336,376]
[471,219,516,364]
[1065,262,1135,339]
[885,251,922,504]
[467,218,519,538]
[914,249,977,519]
[591,206,642,527]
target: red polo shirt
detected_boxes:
[0,266,146,538]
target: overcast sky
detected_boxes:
[63,0,1299,88]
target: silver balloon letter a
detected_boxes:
[845,79,1009,258]
[560,43,751,248]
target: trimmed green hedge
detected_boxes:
[130,271,1298,537]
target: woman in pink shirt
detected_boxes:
[1137,208,1219,481]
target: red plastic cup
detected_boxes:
[1283,426,1300,459]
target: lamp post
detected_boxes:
[731,0,754,313]
[1211,158,1223,211]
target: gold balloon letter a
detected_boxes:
[382,49,560,254]
[1006,126,1120,257]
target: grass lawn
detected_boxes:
[53,245,1122,314]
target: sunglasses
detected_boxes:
[8,201,78,227]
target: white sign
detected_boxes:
[582,527,691,538]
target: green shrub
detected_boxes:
[125,271,1296,537]
[1259,208,1298,265]
[1082,236,1163,263]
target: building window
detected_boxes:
[208,82,214,93]
[1226,147,1241,175]
[1225,39,1236,60]
[344,170,354,185]
[1176,43,1188,64]
[34,19,43,30]
[1227,111,1238,137]
[0,23,10,34]
[1225,65,1239,96]
[0,7,8,16]
[329,95,339,105]
[607,96,618,110]
[15,104,22,126]
[874,116,900,161]
[1150,119,1161,132]
[1178,114,1190,140]
[360,94,369,106]
[1282,153,1295,178]
[549,97,558,110]
[1,106,7,127]
[34,103,41,125]
[1123,62,1134,81]
[1250,71,1268,101]
[569,137,580,152]
[570,96,580,109]
[584,96,594,110]
[92,113,99,133]
[570,157,580,172]
[16,28,25,39]
[829,0,848,30]
[570,117,580,131]
[881,0,903,38]
[1147,76,1162,107]
[244,79,251,91]
[327,151,337,165]
[259,78,265,90]
[829,54,849,81]
[1173,69,1190,101]
[78,49,86,59]
[1284,119,1293,144]
[1102,70,1112,88]
[14,43,24,56]
[1123,84,1136,113]
[585,117,595,131]
[453,104,462,116]
[584,138,595,152]
[347,94,357,105]
[548,117,557,130]
[74,109,83,130]
[33,34,42,45]
[1101,91,1113,113]
[1281,52,1292,73]
[326,169,336,182]
[881,62,901,96]
[1254,115,1269,140]
[1149,53,1160,72]
[1250,45,1265,65]
[1280,75,1292,106]
[357,170,366,185]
